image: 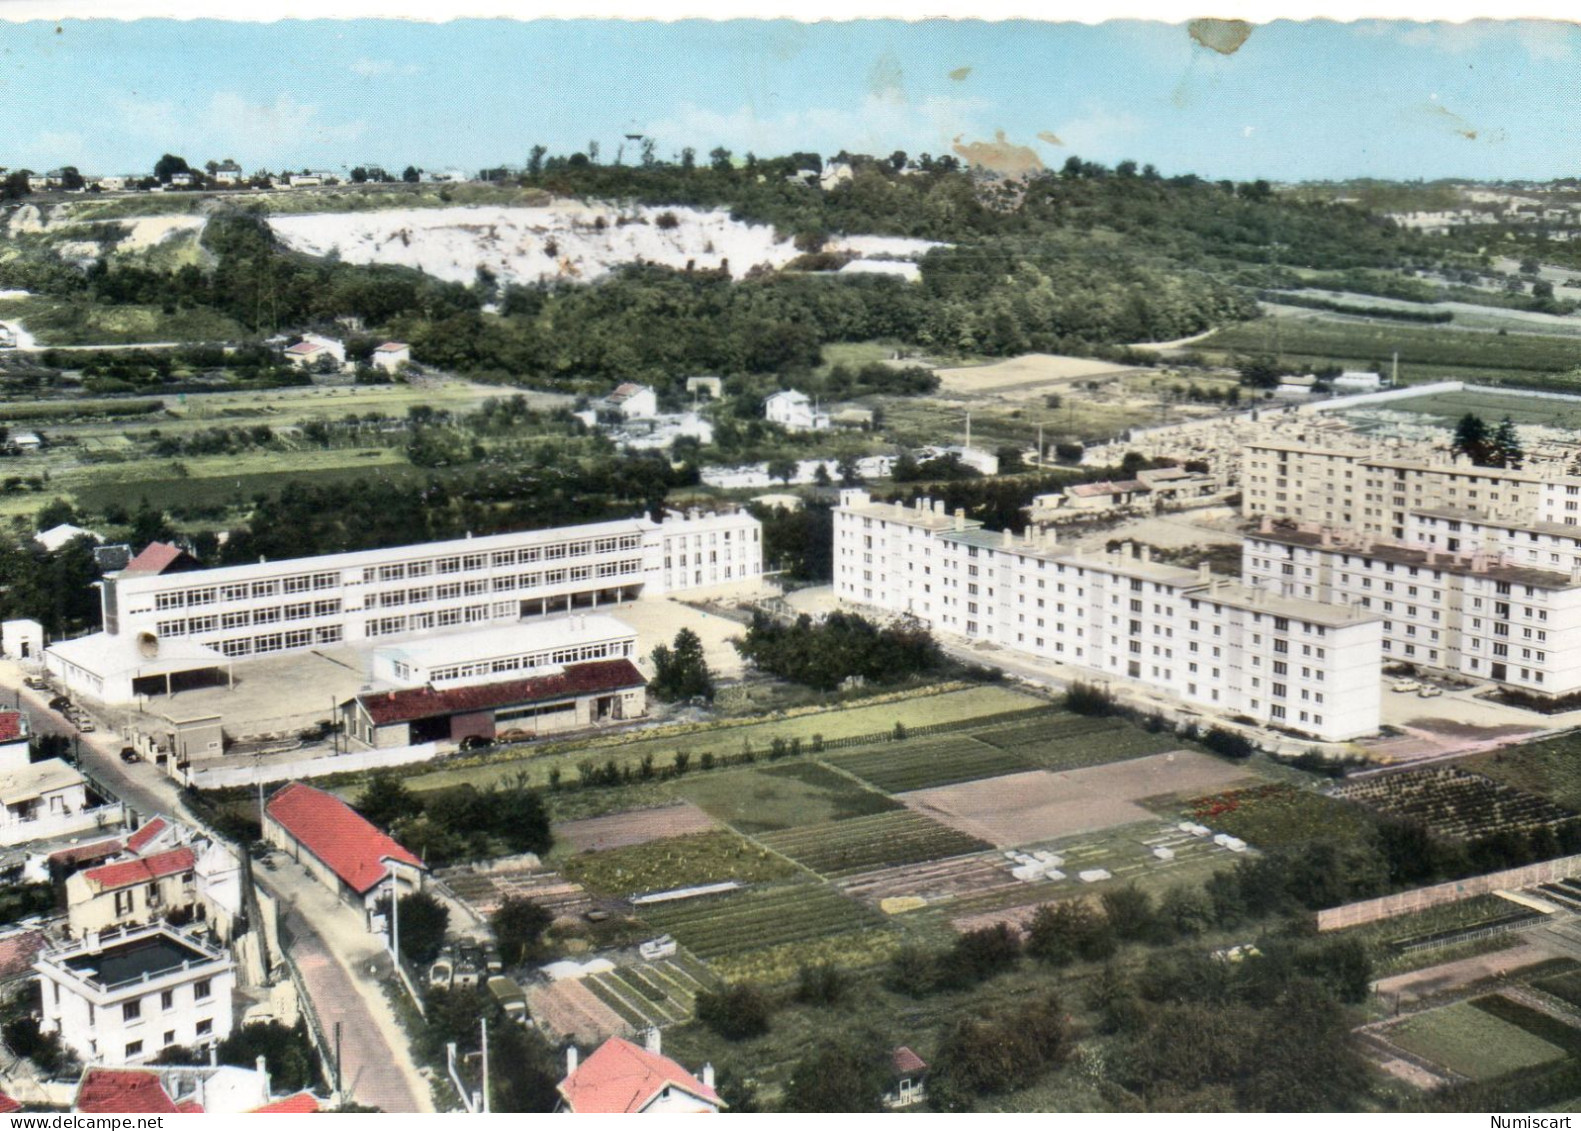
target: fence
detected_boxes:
[0,802,125,847]
[1315,853,1581,931]
[184,742,440,789]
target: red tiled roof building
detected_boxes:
[556,1036,722,1114]
[263,782,424,925]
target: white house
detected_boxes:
[210,160,244,185]
[370,342,411,374]
[65,817,245,943]
[36,524,103,553]
[35,924,236,1065]
[602,383,659,420]
[1332,370,1384,393]
[1,618,44,661]
[764,390,830,432]
[1277,374,1319,397]
[0,710,123,847]
[283,333,346,370]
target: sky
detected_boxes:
[0,17,1577,182]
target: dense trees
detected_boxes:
[355,772,552,866]
[376,890,449,965]
[1451,412,1523,468]
[733,610,942,691]
[491,897,553,966]
[650,628,714,702]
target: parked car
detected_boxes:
[75,719,96,733]
[119,747,142,763]
[23,675,47,690]
[458,735,493,751]
[47,695,71,712]
[1417,686,1443,698]
[1391,680,1422,693]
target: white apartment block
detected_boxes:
[1243,520,1581,698]
[1243,441,1547,538]
[36,924,236,1066]
[45,509,760,704]
[834,490,1382,741]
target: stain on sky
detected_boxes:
[952,130,1044,176]
[1422,102,1507,144]
[869,52,904,100]
[949,66,972,81]
[1187,19,1254,56]
[1037,131,1063,147]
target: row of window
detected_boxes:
[153,572,340,609]
[425,639,635,684]
[361,535,644,584]
[216,625,342,658]
[157,599,343,638]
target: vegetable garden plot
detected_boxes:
[1385,1001,1568,1081]
[974,715,1184,771]
[1185,782,1378,848]
[1329,766,1579,841]
[637,883,887,959]
[828,737,1035,792]
[560,830,804,895]
[582,958,719,1030]
[757,810,991,877]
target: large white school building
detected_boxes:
[46,509,761,705]
[833,489,1383,741]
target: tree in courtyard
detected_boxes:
[357,771,422,829]
[1491,415,1524,469]
[491,897,553,966]
[650,627,714,702]
[376,890,449,965]
[1452,412,1494,466]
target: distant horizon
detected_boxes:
[2,18,1578,183]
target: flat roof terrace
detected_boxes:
[46,927,226,991]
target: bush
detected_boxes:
[696,984,774,1040]
[1201,726,1255,760]
[1064,680,1118,717]
[793,963,849,1007]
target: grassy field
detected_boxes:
[397,684,1047,796]
[757,810,990,878]
[557,830,805,895]
[977,715,1185,772]
[1387,1001,1569,1080]
[1460,736,1581,811]
[675,763,898,835]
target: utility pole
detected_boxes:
[480,1017,490,1114]
[334,1021,343,1102]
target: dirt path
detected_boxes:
[1372,939,1560,1007]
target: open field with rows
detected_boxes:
[637,883,888,961]
[1330,767,1578,841]
[559,830,805,896]
[1347,388,1581,430]
[978,715,1187,771]
[437,863,592,920]
[757,810,990,878]
[553,801,718,854]
[1201,314,1581,388]
[1186,782,1379,849]
[581,956,720,1032]
[1384,1000,1570,1080]
[827,736,1034,793]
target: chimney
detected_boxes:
[645,1027,662,1055]
[1001,529,1013,548]
[953,508,965,532]
[1259,514,1273,534]
[1139,545,1152,563]
[702,1063,715,1090]
[566,1046,579,1075]
[1198,562,1211,582]
[257,1055,270,1097]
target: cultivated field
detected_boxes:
[1384,1000,1569,1080]
[1348,388,1581,430]
[757,810,989,878]
[436,863,592,920]
[560,830,804,895]
[1462,736,1581,811]
[553,802,718,854]
[525,978,631,1045]
[900,752,1258,848]
[828,737,1034,793]
[1186,782,1378,849]
[637,883,888,965]
[582,956,720,1033]
[1330,767,1578,841]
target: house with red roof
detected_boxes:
[556,1032,722,1114]
[263,782,425,927]
[370,341,411,374]
[63,816,245,943]
[72,1063,326,1114]
[119,542,200,579]
[883,1047,929,1109]
[600,382,658,420]
[0,928,47,989]
[0,1090,19,1114]
[75,1068,181,1114]
[342,657,647,749]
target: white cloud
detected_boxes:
[350,58,422,77]
[110,91,364,167]
[1394,19,1572,61]
[644,93,990,159]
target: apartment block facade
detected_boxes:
[1243,521,1581,697]
[834,490,1382,741]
